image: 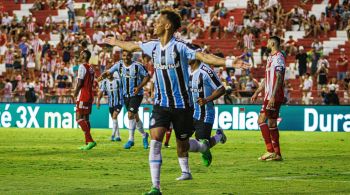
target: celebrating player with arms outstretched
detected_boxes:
[97,72,124,142]
[188,59,227,167]
[104,9,248,195]
[251,36,285,161]
[74,50,96,150]
[99,51,151,149]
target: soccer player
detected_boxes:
[99,51,150,149]
[251,36,285,161]
[74,50,96,150]
[104,9,248,195]
[188,59,227,167]
[96,72,123,142]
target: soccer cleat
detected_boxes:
[143,132,149,149]
[270,154,283,161]
[114,137,122,142]
[80,142,97,150]
[124,140,135,149]
[216,128,227,144]
[176,172,193,181]
[164,143,170,148]
[200,139,212,167]
[258,152,275,161]
[111,136,115,141]
[143,186,162,195]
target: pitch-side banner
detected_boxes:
[0,103,349,132]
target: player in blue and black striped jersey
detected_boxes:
[96,72,124,142]
[188,59,227,167]
[99,51,151,150]
[104,9,249,195]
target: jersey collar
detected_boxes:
[160,36,175,50]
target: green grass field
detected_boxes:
[0,128,350,195]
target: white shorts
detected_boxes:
[27,62,36,68]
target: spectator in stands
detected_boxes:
[336,48,348,81]
[284,79,293,104]
[1,78,13,102]
[0,27,8,62]
[319,12,330,37]
[285,35,298,56]
[311,38,323,53]
[323,78,340,105]
[44,15,54,32]
[316,55,329,89]
[260,31,269,62]
[223,16,235,39]
[239,47,254,69]
[187,14,204,39]
[24,78,36,103]
[251,16,265,38]
[284,6,302,31]
[344,71,350,104]
[243,28,254,52]
[301,73,313,104]
[342,6,350,29]
[305,15,319,38]
[219,2,228,18]
[310,47,321,76]
[58,0,75,23]
[209,15,221,39]
[26,49,36,80]
[30,0,44,12]
[56,69,68,103]
[4,47,14,79]
[345,19,350,40]
[18,37,29,69]
[245,74,259,92]
[98,47,110,73]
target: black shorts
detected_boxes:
[109,105,122,115]
[5,64,13,68]
[193,119,213,140]
[150,105,195,141]
[124,95,143,114]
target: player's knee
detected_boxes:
[268,119,277,128]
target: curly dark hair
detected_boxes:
[160,9,182,31]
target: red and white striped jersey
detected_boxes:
[99,52,110,66]
[243,33,254,49]
[28,22,35,33]
[5,52,13,64]
[31,38,42,54]
[264,51,285,102]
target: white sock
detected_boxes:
[213,134,222,144]
[113,119,120,138]
[136,120,146,137]
[178,157,190,173]
[149,140,162,189]
[189,139,208,153]
[128,119,136,141]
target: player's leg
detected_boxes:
[124,111,136,149]
[164,124,172,148]
[112,106,121,142]
[76,101,95,149]
[266,102,283,161]
[144,106,169,195]
[109,107,116,141]
[188,120,213,167]
[171,108,194,180]
[209,128,227,148]
[258,100,274,160]
[131,95,149,149]
[82,114,96,150]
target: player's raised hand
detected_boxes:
[251,93,258,103]
[197,97,208,106]
[104,36,117,46]
[232,59,250,69]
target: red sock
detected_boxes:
[270,128,281,156]
[259,123,274,153]
[78,119,94,144]
[165,128,172,145]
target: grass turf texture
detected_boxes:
[0,128,349,195]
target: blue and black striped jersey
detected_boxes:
[189,63,223,124]
[139,37,200,109]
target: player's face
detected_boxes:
[122,52,132,63]
[154,15,169,36]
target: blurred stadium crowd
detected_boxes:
[0,0,349,105]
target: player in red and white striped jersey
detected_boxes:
[251,36,285,161]
[73,49,96,150]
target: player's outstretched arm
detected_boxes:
[197,86,225,106]
[104,37,141,52]
[195,52,250,69]
[97,71,110,82]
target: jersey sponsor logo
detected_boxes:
[200,65,214,77]
[154,62,180,69]
[190,88,203,93]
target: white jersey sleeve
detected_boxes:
[77,65,86,80]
